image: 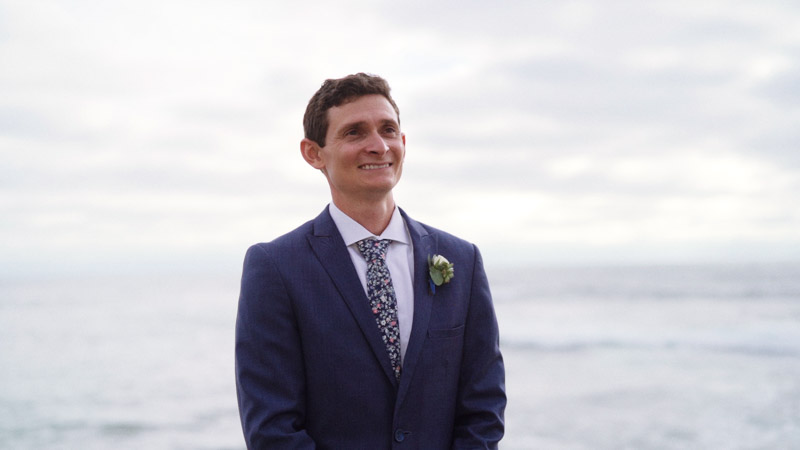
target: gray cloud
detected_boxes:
[2,0,799,272]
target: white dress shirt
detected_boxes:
[328,202,415,363]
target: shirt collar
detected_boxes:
[328,202,410,247]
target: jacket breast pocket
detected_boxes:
[427,325,465,339]
[419,325,465,402]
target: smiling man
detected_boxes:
[235,73,506,449]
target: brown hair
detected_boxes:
[303,73,400,147]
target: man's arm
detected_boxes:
[451,245,506,449]
[235,244,316,449]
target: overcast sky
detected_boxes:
[2,0,799,276]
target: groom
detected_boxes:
[235,73,506,449]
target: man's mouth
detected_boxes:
[360,163,392,170]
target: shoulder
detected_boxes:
[402,211,482,271]
[403,210,476,251]
[422,222,475,250]
[249,219,314,253]
[246,207,332,256]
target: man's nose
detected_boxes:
[365,130,389,154]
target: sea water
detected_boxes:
[495,264,800,449]
[1,263,799,449]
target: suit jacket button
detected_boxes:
[394,429,406,442]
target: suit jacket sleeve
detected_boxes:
[451,244,506,449]
[235,244,316,449]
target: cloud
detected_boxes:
[1,0,799,275]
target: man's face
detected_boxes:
[312,94,405,203]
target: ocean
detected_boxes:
[1,263,799,449]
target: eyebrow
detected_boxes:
[336,119,399,135]
[337,120,366,134]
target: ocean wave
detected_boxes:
[500,338,800,357]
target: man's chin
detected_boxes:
[360,175,401,191]
[336,184,399,203]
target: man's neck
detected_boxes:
[331,194,396,236]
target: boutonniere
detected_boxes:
[428,254,454,294]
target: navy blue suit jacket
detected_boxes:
[235,207,505,449]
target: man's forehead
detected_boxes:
[327,95,399,126]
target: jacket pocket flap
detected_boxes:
[427,325,465,339]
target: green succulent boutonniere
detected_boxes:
[428,254,454,294]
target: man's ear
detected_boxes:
[300,138,325,170]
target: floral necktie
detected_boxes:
[356,238,401,380]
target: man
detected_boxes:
[235,73,505,449]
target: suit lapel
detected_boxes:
[396,209,436,402]
[306,208,399,386]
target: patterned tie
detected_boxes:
[356,238,402,380]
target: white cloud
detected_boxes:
[2,0,800,274]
